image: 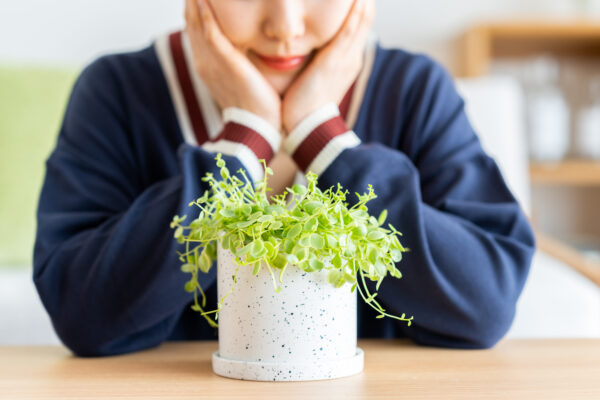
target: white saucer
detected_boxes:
[212,347,364,381]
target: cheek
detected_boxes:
[208,0,261,46]
[305,0,354,45]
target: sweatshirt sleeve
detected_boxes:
[33,57,279,357]
[283,58,536,349]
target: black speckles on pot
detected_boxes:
[213,243,362,381]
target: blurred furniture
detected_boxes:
[456,76,600,338]
[0,66,77,266]
[1,340,599,398]
[0,267,59,345]
[460,21,600,78]
[459,21,600,289]
[0,65,75,346]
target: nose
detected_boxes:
[263,0,305,43]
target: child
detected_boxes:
[33,0,536,356]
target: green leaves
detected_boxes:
[374,260,387,276]
[219,208,236,218]
[184,280,196,293]
[252,261,261,276]
[294,247,309,262]
[271,254,288,270]
[171,154,412,329]
[326,234,338,248]
[304,217,318,232]
[286,223,303,239]
[250,239,267,258]
[291,184,307,196]
[180,263,194,273]
[367,230,386,241]
[391,249,403,263]
[377,209,388,226]
[215,153,226,168]
[308,259,324,272]
[367,246,378,265]
[331,253,343,269]
[170,215,186,229]
[309,234,325,249]
[173,226,183,239]
[265,204,285,215]
[199,248,212,273]
[327,270,345,288]
[303,201,323,215]
[286,253,299,265]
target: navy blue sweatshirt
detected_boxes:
[33,31,536,357]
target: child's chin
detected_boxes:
[264,74,294,96]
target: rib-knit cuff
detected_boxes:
[283,103,361,175]
[201,107,281,182]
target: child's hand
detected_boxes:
[281,0,375,134]
[185,0,282,130]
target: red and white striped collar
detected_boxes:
[154,30,377,146]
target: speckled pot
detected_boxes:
[212,243,364,381]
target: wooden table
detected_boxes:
[1,339,599,399]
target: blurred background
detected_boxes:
[1,0,599,344]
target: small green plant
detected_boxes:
[171,153,413,328]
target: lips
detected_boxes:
[255,53,308,71]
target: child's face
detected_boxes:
[208,0,354,94]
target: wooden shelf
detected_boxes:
[461,20,600,77]
[536,230,600,288]
[530,160,600,186]
[482,20,600,38]
[460,21,600,286]
[462,23,600,186]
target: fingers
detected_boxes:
[363,0,376,32]
[185,0,221,43]
[319,0,370,61]
[335,0,366,39]
[326,0,370,49]
[185,0,200,26]
[197,0,217,37]
[345,0,366,36]
[350,0,375,40]
[354,0,375,43]
[185,0,202,44]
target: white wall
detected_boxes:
[0,0,182,67]
[1,0,597,70]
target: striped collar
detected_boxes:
[154,30,377,146]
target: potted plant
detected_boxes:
[171,154,412,381]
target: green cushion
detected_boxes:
[0,65,78,266]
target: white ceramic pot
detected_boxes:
[212,243,364,381]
